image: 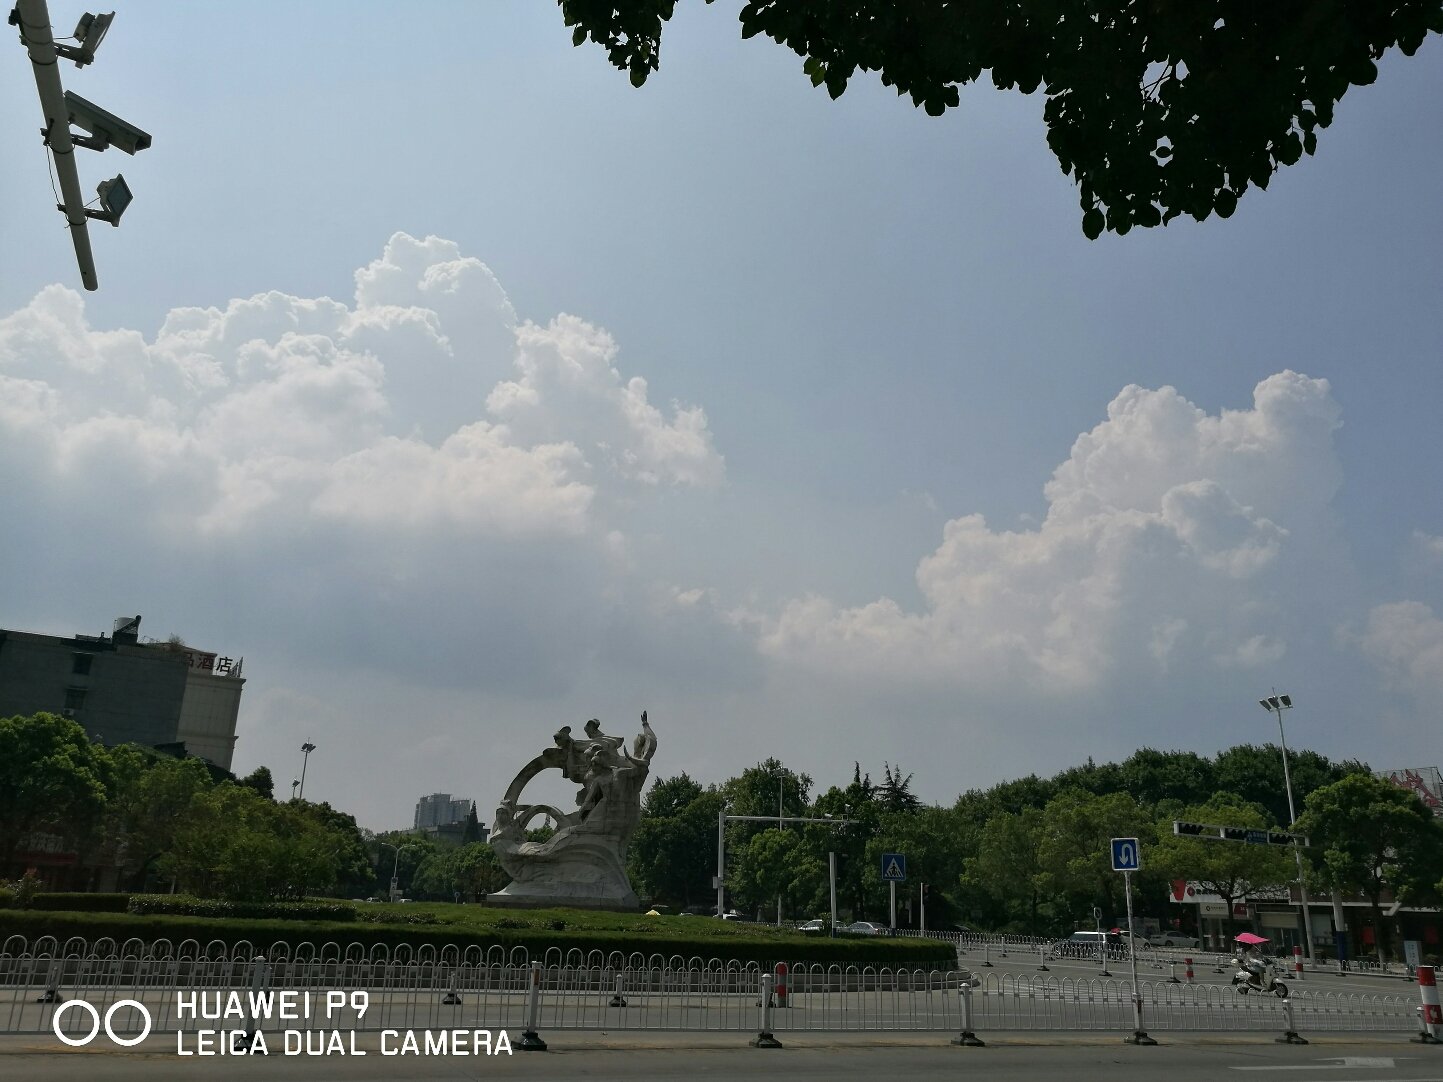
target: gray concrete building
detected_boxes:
[0,615,244,770]
[414,793,473,830]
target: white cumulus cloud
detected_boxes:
[754,373,1341,693]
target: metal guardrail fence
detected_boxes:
[0,936,1422,1042]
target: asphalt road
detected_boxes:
[3,1032,1442,1081]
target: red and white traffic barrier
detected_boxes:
[1293,945,1305,982]
[1184,957,1195,984]
[774,962,789,1008]
[1414,965,1441,1044]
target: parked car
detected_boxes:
[843,921,889,936]
[1148,932,1201,949]
[1048,930,1125,958]
[798,919,827,934]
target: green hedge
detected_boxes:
[0,910,954,968]
[126,896,356,922]
[31,892,132,913]
[0,887,13,910]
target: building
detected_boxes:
[414,793,474,830]
[0,615,244,770]
[412,793,485,847]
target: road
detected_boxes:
[3,1031,1441,1081]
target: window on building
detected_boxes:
[71,653,93,675]
[64,687,87,710]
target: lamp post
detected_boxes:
[774,768,787,926]
[298,741,316,800]
[290,779,299,801]
[378,842,417,903]
[1258,692,1315,965]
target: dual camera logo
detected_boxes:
[52,998,152,1047]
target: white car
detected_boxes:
[1148,932,1201,948]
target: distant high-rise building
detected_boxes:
[0,615,244,770]
[414,793,474,830]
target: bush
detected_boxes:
[32,893,131,913]
[126,896,357,922]
[0,887,13,910]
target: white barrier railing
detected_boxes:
[0,936,1421,1041]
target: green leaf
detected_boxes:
[1303,130,1317,156]
[1082,207,1105,240]
[1215,188,1237,218]
[630,65,648,89]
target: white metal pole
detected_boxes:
[1271,698,1316,965]
[1123,870,1154,1043]
[890,880,896,931]
[921,882,926,934]
[716,806,726,918]
[829,852,837,937]
[14,0,98,290]
[777,775,784,926]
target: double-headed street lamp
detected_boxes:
[1258,691,1315,965]
[377,841,418,903]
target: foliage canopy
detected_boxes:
[559,0,1443,236]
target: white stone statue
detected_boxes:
[488,711,656,909]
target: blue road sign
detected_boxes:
[1111,837,1141,872]
[1245,829,1269,845]
[881,853,907,882]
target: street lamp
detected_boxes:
[290,779,299,801]
[1258,691,1315,965]
[773,768,789,926]
[298,741,316,800]
[377,842,418,903]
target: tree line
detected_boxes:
[628,747,1443,961]
[5,710,1441,963]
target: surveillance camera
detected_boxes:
[56,11,113,68]
[63,90,151,155]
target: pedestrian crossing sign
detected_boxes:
[881,853,907,882]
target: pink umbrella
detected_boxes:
[1234,932,1269,945]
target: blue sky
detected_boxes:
[3,3,1440,829]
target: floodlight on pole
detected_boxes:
[1258,689,1314,966]
[298,741,316,800]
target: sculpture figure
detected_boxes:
[488,711,656,909]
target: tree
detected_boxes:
[1213,744,1362,828]
[731,828,826,918]
[1296,773,1443,963]
[1149,795,1294,936]
[643,772,705,818]
[1035,788,1148,923]
[878,763,921,814]
[0,712,110,869]
[1118,749,1216,809]
[963,807,1046,931]
[629,787,725,910]
[560,1,1442,236]
[111,752,214,889]
[238,766,275,801]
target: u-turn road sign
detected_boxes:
[1111,837,1141,872]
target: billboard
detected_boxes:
[1378,767,1443,817]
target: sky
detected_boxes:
[2,3,1440,831]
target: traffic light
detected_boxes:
[1221,826,1249,842]
[1173,821,1209,836]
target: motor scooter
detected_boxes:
[1231,955,1290,997]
